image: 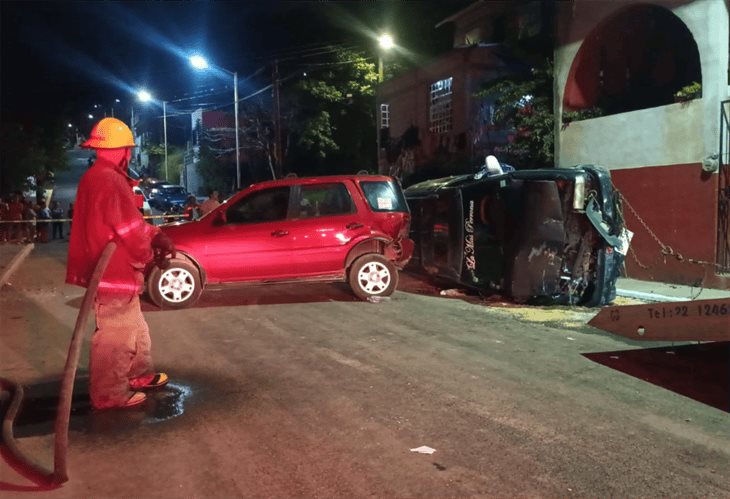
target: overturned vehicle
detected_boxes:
[404,163,628,306]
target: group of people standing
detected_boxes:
[0,192,73,244]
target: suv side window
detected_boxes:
[360,180,408,212]
[297,183,354,218]
[226,187,290,224]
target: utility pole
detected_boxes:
[272,59,282,179]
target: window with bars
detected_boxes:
[429,77,453,134]
[380,103,390,128]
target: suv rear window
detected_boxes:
[360,181,408,213]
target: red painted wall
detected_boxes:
[611,164,728,289]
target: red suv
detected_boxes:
[146,175,414,308]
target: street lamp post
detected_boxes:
[190,55,241,189]
[376,34,394,174]
[233,70,240,189]
[111,98,120,118]
[377,33,394,83]
[163,100,168,182]
[135,89,153,174]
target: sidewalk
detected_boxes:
[616,277,730,303]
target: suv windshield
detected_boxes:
[360,180,408,213]
[162,187,186,196]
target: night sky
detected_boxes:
[1,1,466,135]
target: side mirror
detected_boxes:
[212,210,227,226]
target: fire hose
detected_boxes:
[0,242,117,485]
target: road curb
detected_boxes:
[616,288,694,303]
[0,244,35,288]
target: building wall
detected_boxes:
[376,47,508,174]
[555,0,730,288]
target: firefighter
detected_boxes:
[66,117,175,410]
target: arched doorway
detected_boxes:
[563,4,702,119]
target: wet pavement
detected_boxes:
[12,379,194,439]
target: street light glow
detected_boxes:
[67,123,73,128]
[115,98,121,103]
[137,89,152,102]
[378,33,394,50]
[190,54,209,70]
[88,114,94,119]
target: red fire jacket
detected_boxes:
[66,158,158,299]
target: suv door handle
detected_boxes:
[346,222,364,230]
[271,230,289,237]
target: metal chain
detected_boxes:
[614,189,727,272]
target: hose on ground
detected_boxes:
[0,242,117,485]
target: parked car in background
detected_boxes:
[146,175,414,308]
[149,184,189,211]
[404,162,628,306]
[141,179,172,197]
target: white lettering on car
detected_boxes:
[464,200,476,274]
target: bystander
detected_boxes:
[51,200,65,240]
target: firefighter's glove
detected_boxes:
[151,232,176,269]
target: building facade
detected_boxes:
[554,0,729,288]
[376,46,512,181]
[183,109,236,195]
[375,1,552,183]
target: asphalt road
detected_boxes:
[1,149,728,497]
[1,240,729,498]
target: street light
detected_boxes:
[376,33,395,173]
[377,33,394,82]
[132,89,170,181]
[189,54,241,189]
[110,98,121,118]
[127,89,154,173]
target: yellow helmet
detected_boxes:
[82,117,136,149]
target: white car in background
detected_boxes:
[133,185,152,219]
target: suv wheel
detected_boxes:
[348,254,398,300]
[147,258,202,309]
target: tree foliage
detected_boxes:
[287,48,378,175]
[477,61,554,166]
[195,141,236,196]
[144,143,184,183]
[0,119,69,193]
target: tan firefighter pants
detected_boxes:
[90,294,153,409]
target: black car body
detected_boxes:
[149,184,189,210]
[404,165,627,306]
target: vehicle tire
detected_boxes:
[147,257,202,309]
[348,254,398,301]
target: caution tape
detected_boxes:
[0,214,188,224]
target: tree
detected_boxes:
[143,143,184,183]
[286,48,379,175]
[0,119,69,193]
[476,61,554,167]
[195,141,236,196]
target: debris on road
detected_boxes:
[410,445,436,455]
[367,296,391,303]
[439,288,467,297]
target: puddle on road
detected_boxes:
[10,379,194,438]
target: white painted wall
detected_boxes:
[555,0,730,169]
[559,100,704,170]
